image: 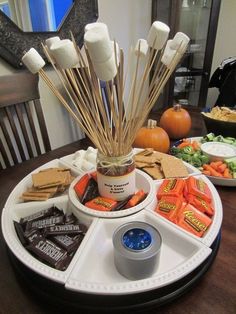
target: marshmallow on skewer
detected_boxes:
[45,36,60,50]
[170,32,190,54]
[147,21,170,50]
[85,22,109,36]
[161,40,177,69]
[92,52,117,81]
[50,39,80,69]
[135,39,149,57]
[84,28,112,63]
[22,48,45,74]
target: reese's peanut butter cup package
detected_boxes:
[85,196,117,211]
[186,193,214,217]
[155,195,184,223]
[157,178,185,200]
[176,203,212,237]
[185,176,212,203]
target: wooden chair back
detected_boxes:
[0,72,51,169]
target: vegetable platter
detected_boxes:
[170,133,236,187]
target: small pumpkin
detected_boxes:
[133,119,170,153]
[159,104,192,139]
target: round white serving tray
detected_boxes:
[1,157,222,296]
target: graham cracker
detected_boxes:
[161,156,188,178]
[134,155,157,164]
[21,192,51,201]
[135,148,154,156]
[143,166,164,180]
[32,169,66,188]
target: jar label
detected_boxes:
[97,170,136,201]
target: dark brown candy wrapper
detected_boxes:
[25,215,64,231]
[27,238,69,270]
[24,229,43,244]
[14,221,28,246]
[51,234,83,253]
[81,178,99,204]
[64,213,77,225]
[44,224,86,236]
[111,195,133,211]
[20,206,63,228]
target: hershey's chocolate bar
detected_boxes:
[81,178,99,204]
[27,238,68,270]
[51,234,83,253]
[64,213,77,225]
[25,215,64,231]
[24,229,43,244]
[44,224,86,236]
[14,221,28,246]
[20,206,62,227]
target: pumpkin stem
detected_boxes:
[147,119,157,128]
[173,104,182,112]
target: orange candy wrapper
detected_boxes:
[185,176,211,203]
[85,197,117,211]
[157,178,185,200]
[186,193,214,217]
[176,203,212,237]
[155,195,183,222]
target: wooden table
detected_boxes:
[0,110,235,314]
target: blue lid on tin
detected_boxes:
[122,228,152,251]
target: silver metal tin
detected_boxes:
[113,221,162,280]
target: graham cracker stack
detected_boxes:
[134,149,189,180]
[20,167,74,202]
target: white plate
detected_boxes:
[69,169,156,218]
[174,137,236,187]
[1,158,222,296]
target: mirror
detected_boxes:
[0,0,98,68]
[0,0,73,32]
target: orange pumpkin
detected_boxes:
[133,119,170,153]
[160,104,191,139]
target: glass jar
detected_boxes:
[96,150,136,201]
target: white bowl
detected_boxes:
[201,142,236,161]
[69,169,155,218]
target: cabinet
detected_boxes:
[151,0,221,108]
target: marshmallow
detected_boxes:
[85,152,97,164]
[22,48,45,73]
[92,52,117,81]
[85,22,109,36]
[74,149,86,159]
[84,28,112,63]
[161,40,177,69]
[135,39,149,57]
[81,160,95,172]
[170,32,190,54]
[45,36,60,49]
[50,39,80,69]
[147,21,170,50]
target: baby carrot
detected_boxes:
[202,170,211,176]
[203,164,223,177]
[223,168,232,178]
[210,161,223,171]
[218,163,227,173]
[192,141,200,150]
[177,141,191,148]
